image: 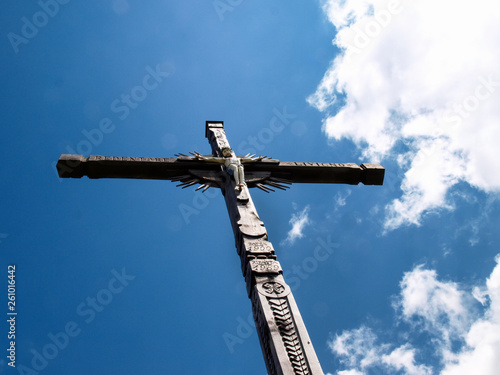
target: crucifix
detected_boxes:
[57,122,384,375]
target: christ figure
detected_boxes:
[194,147,264,190]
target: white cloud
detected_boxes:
[327,256,500,375]
[440,255,500,375]
[396,266,474,344]
[330,326,431,375]
[310,0,500,230]
[283,205,311,245]
[382,345,431,375]
[330,326,380,368]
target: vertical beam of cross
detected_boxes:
[205,122,324,375]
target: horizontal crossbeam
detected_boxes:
[56,154,218,180]
[56,154,385,186]
[245,161,384,185]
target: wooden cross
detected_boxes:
[57,121,384,375]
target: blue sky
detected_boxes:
[1,1,500,374]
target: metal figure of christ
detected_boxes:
[56,121,384,374]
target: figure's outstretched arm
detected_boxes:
[240,154,267,163]
[190,152,226,164]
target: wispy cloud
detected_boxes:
[334,189,352,211]
[309,0,500,231]
[327,255,500,374]
[283,205,311,245]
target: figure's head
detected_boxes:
[221,147,233,157]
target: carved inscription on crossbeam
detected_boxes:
[90,156,173,162]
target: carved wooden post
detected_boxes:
[206,122,324,375]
